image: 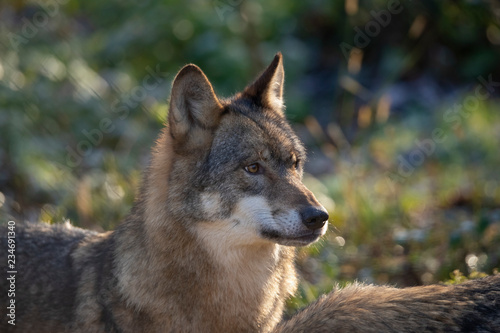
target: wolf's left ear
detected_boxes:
[168,64,223,145]
[243,52,285,112]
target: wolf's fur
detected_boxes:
[0,53,329,332]
[275,274,500,333]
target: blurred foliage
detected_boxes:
[1,0,500,313]
[443,269,496,285]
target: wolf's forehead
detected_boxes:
[257,119,304,160]
[226,106,305,160]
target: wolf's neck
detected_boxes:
[194,220,298,330]
[113,207,297,332]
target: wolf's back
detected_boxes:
[0,222,100,332]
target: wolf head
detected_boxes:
[150,53,328,248]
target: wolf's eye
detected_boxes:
[245,163,261,174]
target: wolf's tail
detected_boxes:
[275,274,500,333]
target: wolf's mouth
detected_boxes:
[260,229,322,247]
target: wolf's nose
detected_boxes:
[300,207,329,230]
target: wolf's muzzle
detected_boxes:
[300,207,329,230]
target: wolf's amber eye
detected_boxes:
[245,163,261,174]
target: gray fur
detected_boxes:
[275,274,500,333]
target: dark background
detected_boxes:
[1,0,500,311]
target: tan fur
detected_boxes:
[275,274,500,333]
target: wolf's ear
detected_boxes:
[243,52,285,112]
[168,64,223,145]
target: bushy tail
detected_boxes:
[275,274,500,333]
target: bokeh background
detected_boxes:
[1,0,500,312]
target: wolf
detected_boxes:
[0,53,329,332]
[275,273,500,333]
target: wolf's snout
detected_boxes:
[300,207,329,230]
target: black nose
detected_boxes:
[300,207,329,230]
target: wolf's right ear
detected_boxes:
[168,65,223,146]
[243,52,285,113]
